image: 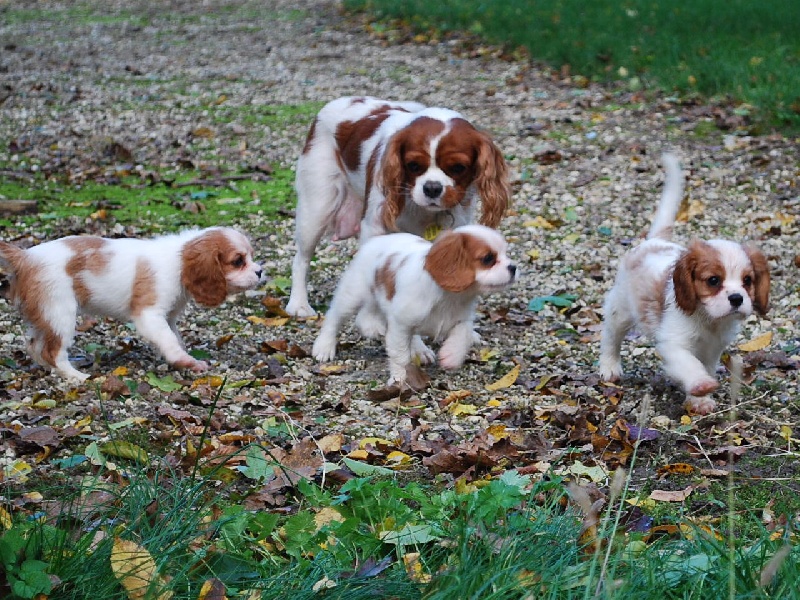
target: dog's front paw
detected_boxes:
[684,395,717,415]
[174,357,209,373]
[689,376,719,397]
[286,299,317,318]
[411,336,436,365]
[598,359,623,382]
[312,335,337,362]
[438,344,468,370]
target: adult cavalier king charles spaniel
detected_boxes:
[286,96,510,317]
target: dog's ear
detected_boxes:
[181,232,229,307]
[424,231,474,292]
[474,132,510,228]
[379,136,406,232]
[745,245,770,315]
[673,242,702,314]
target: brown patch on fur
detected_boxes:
[130,258,157,316]
[673,241,725,315]
[301,117,318,155]
[0,241,61,367]
[335,105,397,173]
[424,230,491,292]
[181,230,234,307]
[364,143,382,219]
[437,118,509,226]
[637,273,670,334]
[64,237,110,305]
[375,254,398,300]
[744,245,770,315]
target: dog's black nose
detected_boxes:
[508,264,517,279]
[423,181,443,199]
[728,293,744,307]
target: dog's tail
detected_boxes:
[647,153,684,241]
[0,241,26,272]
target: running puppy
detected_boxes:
[598,154,770,414]
[312,225,517,387]
[0,228,262,381]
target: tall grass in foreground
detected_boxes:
[344,0,800,131]
[2,462,798,599]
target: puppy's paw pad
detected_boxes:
[690,377,718,397]
[438,349,466,371]
[685,395,717,415]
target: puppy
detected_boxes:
[598,154,770,414]
[0,227,262,381]
[287,95,510,317]
[312,225,516,387]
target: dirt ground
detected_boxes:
[1,0,799,510]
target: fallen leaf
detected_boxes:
[650,485,695,502]
[739,331,773,352]
[100,441,150,465]
[197,578,227,600]
[110,537,172,600]
[657,463,695,478]
[485,364,521,391]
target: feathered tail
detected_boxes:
[647,153,685,241]
[0,241,26,272]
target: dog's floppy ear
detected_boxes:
[474,131,510,228]
[181,231,229,307]
[672,241,703,315]
[379,135,406,232]
[745,245,770,315]
[424,231,475,292]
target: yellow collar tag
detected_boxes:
[423,224,443,241]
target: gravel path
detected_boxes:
[1,0,798,490]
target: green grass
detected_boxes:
[0,168,295,233]
[344,0,800,131]
[3,459,799,599]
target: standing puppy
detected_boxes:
[0,227,262,381]
[312,225,516,387]
[287,96,510,317]
[598,154,770,414]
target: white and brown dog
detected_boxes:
[286,96,510,317]
[598,154,770,414]
[312,225,516,387]
[0,227,262,381]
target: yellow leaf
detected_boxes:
[319,364,347,375]
[386,451,412,466]
[75,415,93,429]
[110,537,172,600]
[403,552,432,584]
[449,403,478,416]
[359,437,394,449]
[486,424,509,439]
[318,434,345,453]
[486,399,502,407]
[680,415,692,426]
[314,507,345,531]
[191,376,224,389]
[4,460,32,480]
[526,248,540,260]
[779,425,793,441]
[523,216,555,229]
[626,496,656,509]
[738,331,773,352]
[100,441,150,465]
[112,366,129,376]
[347,449,369,460]
[32,399,57,410]
[479,348,499,362]
[0,506,12,529]
[485,364,521,391]
[247,315,289,327]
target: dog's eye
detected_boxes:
[448,164,467,176]
[707,275,721,287]
[480,252,497,267]
[232,255,246,268]
[406,161,423,175]
[743,275,753,287]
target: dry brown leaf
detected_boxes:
[485,364,521,391]
[649,485,695,502]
